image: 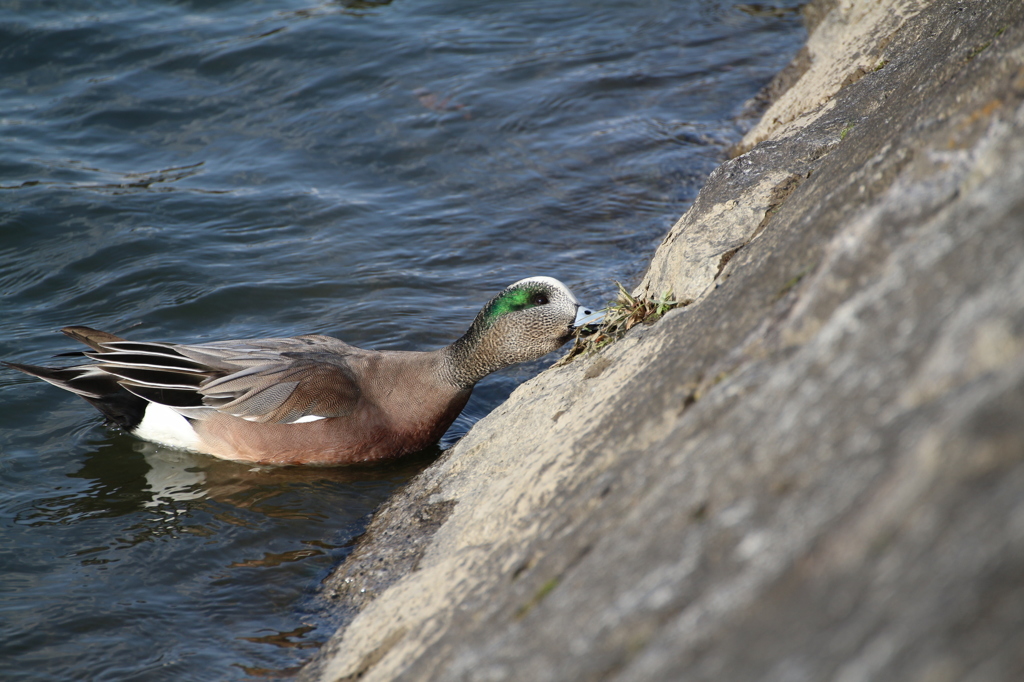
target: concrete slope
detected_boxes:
[303,1,1024,680]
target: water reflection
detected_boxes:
[147,440,437,501]
[21,436,439,531]
[0,429,435,677]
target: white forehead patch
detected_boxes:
[508,276,580,304]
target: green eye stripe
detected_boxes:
[485,287,542,323]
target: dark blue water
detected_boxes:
[0,0,804,678]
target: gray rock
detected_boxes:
[302,1,1024,680]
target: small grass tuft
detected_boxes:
[558,282,689,365]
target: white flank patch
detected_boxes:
[242,414,325,423]
[290,414,327,423]
[133,402,203,452]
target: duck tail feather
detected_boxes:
[3,360,147,430]
[61,326,127,352]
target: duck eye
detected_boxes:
[530,292,549,306]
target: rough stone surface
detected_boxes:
[302,2,1024,680]
[736,0,925,152]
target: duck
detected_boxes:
[4,277,599,466]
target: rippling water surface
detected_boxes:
[0,0,804,678]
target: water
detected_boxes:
[0,0,805,678]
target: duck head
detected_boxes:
[444,276,599,388]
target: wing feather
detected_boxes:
[50,332,366,425]
[197,357,361,423]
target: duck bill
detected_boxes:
[572,304,604,329]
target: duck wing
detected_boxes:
[83,332,364,424]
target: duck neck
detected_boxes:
[439,322,506,390]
